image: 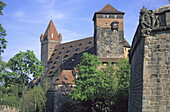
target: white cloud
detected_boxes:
[13,10,24,18]
[35,0,47,3]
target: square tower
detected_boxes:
[40,20,62,75]
[93,4,125,58]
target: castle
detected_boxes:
[37,3,170,112]
[38,4,130,111]
[40,4,130,85]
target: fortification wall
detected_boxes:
[128,5,170,112]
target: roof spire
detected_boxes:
[44,19,60,41]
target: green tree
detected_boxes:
[22,86,47,112]
[112,58,130,112]
[70,53,118,112]
[0,0,7,55]
[7,50,44,112]
[0,57,21,108]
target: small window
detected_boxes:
[114,23,118,26]
[51,66,55,69]
[64,55,68,58]
[54,49,57,51]
[49,71,53,74]
[74,53,78,56]
[85,46,90,49]
[105,23,108,26]
[56,78,59,81]
[66,50,71,53]
[88,41,92,44]
[75,48,80,51]
[54,61,58,64]
[58,52,62,55]
[51,33,53,38]
[79,43,82,46]
[62,47,65,49]
[70,45,73,48]
[62,60,66,63]
[107,15,109,18]
[56,56,60,59]
[115,15,117,18]
[64,77,68,80]
[103,15,105,18]
[52,53,55,56]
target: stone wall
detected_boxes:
[95,27,124,58]
[128,5,170,112]
[0,105,18,112]
[54,84,73,112]
[41,38,61,75]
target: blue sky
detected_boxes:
[0,0,169,62]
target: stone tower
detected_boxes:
[93,4,125,58]
[40,20,62,75]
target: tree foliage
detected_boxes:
[21,86,47,112]
[70,53,119,111]
[7,50,44,112]
[62,53,130,112]
[0,0,7,55]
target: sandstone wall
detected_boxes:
[128,5,170,112]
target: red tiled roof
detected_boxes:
[43,20,60,41]
[47,37,130,76]
[124,38,130,47]
[54,70,74,85]
[96,4,124,14]
[47,37,94,76]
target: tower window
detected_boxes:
[51,33,53,38]
[113,23,118,27]
[88,41,92,44]
[107,15,109,18]
[103,15,105,18]
[111,22,119,31]
[70,45,73,48]
[115,15,117,18]
[105,23,108,26]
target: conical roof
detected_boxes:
[44,20,59,41]
[96,4,124,14]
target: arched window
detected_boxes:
[111,22,119,31]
